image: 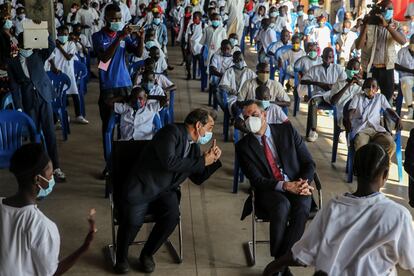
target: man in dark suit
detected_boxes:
[115,108,222,274]
[7,32,65,182]
[236,100,315,274]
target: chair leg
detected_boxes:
[178,216,183,262]
[233,152,239,193]
[332,128,340,163]
[347,146,354,183]
[293,88,299,117]
[223,110,229,142]
[247,213,257,266]
[395,133,403,183]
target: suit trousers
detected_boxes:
[256,191,311,258]
[28,92,60,169]
[98,86,130,159]
[116,190,180,263]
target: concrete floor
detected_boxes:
[1,42,414,276]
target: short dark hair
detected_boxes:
[57,25,69,33]
[354,143,389,182]
[184,108,217,125]
[255,85,270,100]
[241,99,261,109]
[221,39,231,48]
[362,77,377,90]
[105,3,121,16]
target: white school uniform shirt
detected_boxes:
[309,26,331,50]
[397,46,414,79]
[243,13,250,26]
[327,80,362,127]
[280,49,306,75]
[13,17,32,35]
[302,63,346,97]
[337,31,358,62]
[154,57,168,73]
[200,25,227,66]
[0,199,60,276]
[101,1,132,24]
[210,52,234,74]
[273,16,291,32]
[48,42,79,95]
[349,93,391,138]
[291,193,414,276]
[135,74,173,90]
[257,28,277,53]
[77,7,100,46]
[266,103,288,123]
[238,78,290,103]
[75,34,92,58]
[114,102,161,140]
[185,22,204,55]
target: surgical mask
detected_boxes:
[2,19,13,29]
[144,82,155,91]
[245,116,262,133]
[270,11,278,17]
[409,44,414,52]
[229,38,238,47]
[110,21,124,32]
[197,130,213,144]
[71,8,77,13]
[260,100,270,109]
[292,43,300,51]
[343,28,350,34]
[153,18,161,25]
[257,72,269,83]
[211,20,220,27]
[19,48,33,58]
[308,50,317,59]
[57,35,69,44]
[18,14,26,20]
[37,175,56,199]
[382,9,393,21]
[345,69,359,79]
[234,61,245,69]
[145,40,156,49]
[298,11,304,16]
[308,14,314,20]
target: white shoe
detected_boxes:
[403,107,414,120]
[307,130,318,142]
[339,132,347,144]
[53,168,66,182]
[74,116,89,124]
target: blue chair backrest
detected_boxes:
[47,72,71,109]
[1,93,15,110]
[275,45,293,60]
[153,113,162,131]
[74,60,88,86]
[0,110,41,168]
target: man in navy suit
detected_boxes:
[7,32,66,182]
[236,100,315,274]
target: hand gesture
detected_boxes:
[119,24,132,39]
[283,179,314,195]
[210,139,222,161]
[83,209,97,250]
[203,150,216,166]
[137,27,145,38]
[375,13,388,27]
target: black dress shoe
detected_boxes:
[113,261,129,274]
[168,65,175,70]
[139,254,155,273]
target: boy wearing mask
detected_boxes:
[336,19,358,65]
[200,13,227,67]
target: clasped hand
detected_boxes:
[204,139,222,166]
[283,178,314,196]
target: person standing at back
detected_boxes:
[92,3,144,162]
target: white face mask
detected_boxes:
[245,116,262,133]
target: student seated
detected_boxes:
[148,46,168,74]
[112,87,167,140]
[140,70,166,97]
[256,18,276,62]
[228,32,241,53]
[263,143,414,276]
[301,47,346,142]
[0,143,95,276]
[271,29,291,55]
[336,19,358,65]
[238,62,290,107]
[48,25,89,124]
[236,101,315,276]
[294,42,322,100]
[145,9,168,54]
[346,78,402,159]
[135,58,176,93]
[279,34,306,81]
[218,51,256,112]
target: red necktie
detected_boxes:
[261,135,283,181]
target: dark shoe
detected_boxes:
[139,254,155,273]
[113,261,129,274]
[186,73,191,80]
[168,65,174,70]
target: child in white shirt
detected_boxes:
[396,35,414,119]
[200,13,227,67]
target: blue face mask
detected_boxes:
[211,20,220,28]
[308,14,314,20]
[145,40,156,49]
[19,48,33,58]
[261,100,270,109]
[229,38,238,47]
[37,175,56,199]
[343,28,350,34]
[382,9,393,21]
[298,11,304,16]
[153,18,161,25]
[57,35,68,44]
[197,130,213,144]
[144,82,154,91]
[3,19,13,29]
[270,11,278,17]
[110,21,124,32]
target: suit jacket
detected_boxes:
[404,128,414,177]
[7,37,56,111]
[125,123,222,205]
[236,123,315,219]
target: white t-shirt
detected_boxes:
[348,92,391,137]
[210,52,234,74]
[292,193,414,276]
[0,199,60,276]
[266,103,288,124]
[397,46,414,79]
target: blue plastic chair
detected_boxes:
[0,110,41,168]
[275,45,293,84]
[159,107,170,127]
[233,129,244,193]
[74,60,88,117]
[47,71,71,141]
[1,92,15,110]
[169,90,175,123]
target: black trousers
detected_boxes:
[28,92,60,169]
[70,94,81,117]
[370,68,394,101]
[98,86,130,159]
[256,191,311,258]
[115,190,180,263]
[306,96,327,136]
[409,177,414,207]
